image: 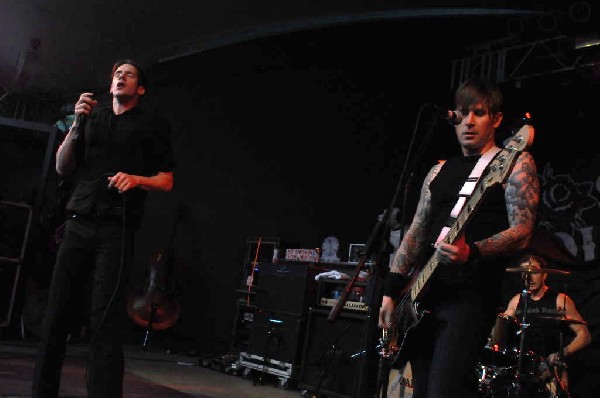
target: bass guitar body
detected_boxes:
[384,290,426,369]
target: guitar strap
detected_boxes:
[435,146,501,244]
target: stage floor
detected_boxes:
[0,339,304,398]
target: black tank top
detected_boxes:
[515,288,563,356]
[424,154,510,312]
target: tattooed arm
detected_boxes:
[433,151,539,265]
[379,162,441,328]
[473,151,540,257]
[390,163,441,276]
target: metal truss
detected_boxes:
[450,34,599,87]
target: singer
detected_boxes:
[378,79,540,397]
[32,59,175,398]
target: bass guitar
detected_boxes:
[381,122,535,369]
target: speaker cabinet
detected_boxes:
[299,307,378,398]
[248,310,304,366]
[255,261,318,316]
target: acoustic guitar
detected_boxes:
[126,204,184,337]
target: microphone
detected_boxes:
[445,109,463,125]
[72,92,95,131]
[429,104,463,125]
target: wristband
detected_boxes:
[383,272,408,297]
[467,243,481,263]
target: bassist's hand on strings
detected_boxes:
[435,233,471,264]
[378,271,410,329]
[379,296,396,329]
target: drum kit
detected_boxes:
[477,265,586,398]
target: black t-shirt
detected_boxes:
[65,103,174,225]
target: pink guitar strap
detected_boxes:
[435,146,501,244]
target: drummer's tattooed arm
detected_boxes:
[474,152,540,257]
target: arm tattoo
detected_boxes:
[478,151,540,257]
[390,163,441,275]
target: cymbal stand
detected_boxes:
[554,327,570,397]
[142,303,159,351]
[540,311,570,397]
[514,276,532,398]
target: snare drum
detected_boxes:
[481,314,520,367]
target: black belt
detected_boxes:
[69,207,125,221]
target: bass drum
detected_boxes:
[387,361,414,398]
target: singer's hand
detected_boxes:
[107,172,139,193]
[74,92,97,117]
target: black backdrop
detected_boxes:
[3,15,599,396]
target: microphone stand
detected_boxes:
[326,213,388,398]
[325,104,441,398]
[327,103,440,324]
[308,323,353,398]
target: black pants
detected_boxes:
[32,215,133,398]
[409,291,494,398]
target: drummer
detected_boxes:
[501,254,591,394]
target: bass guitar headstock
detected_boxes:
[482,116,535,188]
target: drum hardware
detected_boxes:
[512,279,532,398]
[535,313,574,397]
[534,315,587,326]
[478,263,576,397]
[505,265,571,275]
[510,272,573,397]
[482,314,520,368]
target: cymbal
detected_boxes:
[535,315,587,325]
[505,265,571,275]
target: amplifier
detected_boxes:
[247,310,304,366]
[318,297,368,312]
[254,261,318,316]
[299,307,378,398]
[316,278,369,312]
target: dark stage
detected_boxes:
[0,339,301,398]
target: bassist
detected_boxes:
[378,78,540,398]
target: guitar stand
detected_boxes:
[142,303,159,351]
[374,352,391,398]
[253,325,279,386]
